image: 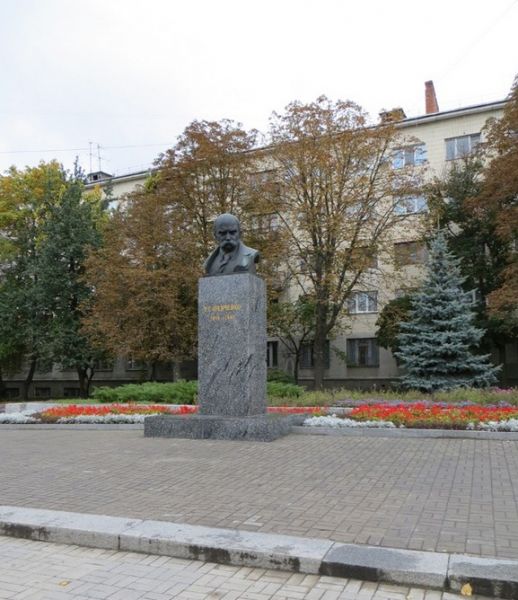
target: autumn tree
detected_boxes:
[375,295,413,361]
[478,76,518,324]
[264,96,418,389]
[156,119,286,285]
[83,181,199,380]
[427,158,515,353]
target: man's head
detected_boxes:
[213,213,240,254]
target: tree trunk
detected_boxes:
[293,353,300,385]
[77,366,94,398]
[147,361,158,381]
[313,306,328,390]
[0,367,5,399]
[23,356,37,401]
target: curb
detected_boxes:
[1,507,517,598]
[3,423,518,441]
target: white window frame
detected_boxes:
[445,134,481,160]
[392,144,427,168]
[348,291,378,314]
[394,195,428,215]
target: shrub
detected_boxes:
[267,381,304,398]
[92,381,198,404]
[267,369,296,384]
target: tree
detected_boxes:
[84,119,281,376]
[157,119,285,284]
[375,295,412,361]
[427,158,515,352]
[265,96,418,388]
[478,76,518,323]
[83,182,199,379]
[34,171,104,397]
[396,231,499,391]
[267,295,315,383]
[0,161,67,399]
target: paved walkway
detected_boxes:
[1,429,518,560]
[0,537,484,600]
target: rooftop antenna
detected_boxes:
[89,141,93,173]
[97,144,102,171]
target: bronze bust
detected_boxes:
[204,213,260,276]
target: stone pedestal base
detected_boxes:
[144,414,297,442]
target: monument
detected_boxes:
[144,214,294,441]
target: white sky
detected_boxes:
[1,0,517,177]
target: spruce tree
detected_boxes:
[395,231,500,391]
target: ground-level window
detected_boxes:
[125,357,146,371]
[300,341,330,369]
[346,338,380,367]
[63,387,81,398]
[266,341,278,368]
[34,387,51,398]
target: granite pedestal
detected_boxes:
[145,274,291,441]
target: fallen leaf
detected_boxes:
[58,581,70,587]
[461,582,472,596]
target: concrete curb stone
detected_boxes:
[1,506,518,597]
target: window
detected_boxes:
[266,341,278,368]
[63,387,81,398]
[394,241,428,266]
[35,387,51,398]
[346,338,379,367]
[445,134,480,160]
[392,144,427,168]
[394,195,428,215]
[465,289,483,305]
[94,359,114,371]
[300,341,330,369]
[5,388,20,399]
[125,357,145,371]
[348,291,378,314]
[351,246,378,269]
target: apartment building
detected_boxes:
[2,86,512,398]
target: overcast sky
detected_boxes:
[1,0,516,177]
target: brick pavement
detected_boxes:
[1,430,518,559]
[0,537,485,600]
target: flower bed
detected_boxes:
[349,403,518,429]
[0,404,322,424]
[303,402,518,430]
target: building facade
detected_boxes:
[3,92,515,398]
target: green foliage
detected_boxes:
[267,381,304,398]
[396,231,500,392]
[92,380,304,404]
[268,386,518,407]
[92,381,198,404]
[427,158,518,346]
[267,369,296,384]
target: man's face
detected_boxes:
[215,219,240,253]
